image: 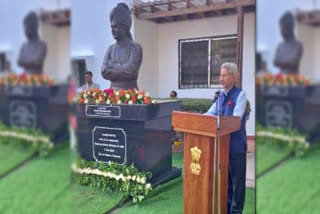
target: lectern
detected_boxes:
[172,111,240,214]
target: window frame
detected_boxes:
[178,34,237,89]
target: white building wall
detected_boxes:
[297,24,314,81]
[312,28,320,83]
[134,18,159,96]
[155,13,255,135]
[41,24,71,82]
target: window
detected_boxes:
[72,59,86,87]
[179,35,237,89]
[0,53,6,73]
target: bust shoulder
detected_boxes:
[128,40,142,52]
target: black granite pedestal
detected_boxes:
[74,100,182,187]
[0,85,70,143]
[257,85,320,143]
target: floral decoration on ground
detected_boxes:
[256,124,310,157]
[0,122,54,157]
[256,73,309,86]
[0,73,54,87]
[76,88,156,105]
[72,159,152,203]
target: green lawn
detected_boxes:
[257,147,320,214]
[0,143,36,177]
[117,177,255,214]
[256,142,292,176]
[72,184,126,214]
[0,145,255,214]
[73,152,254,214]
[0,146,72,214]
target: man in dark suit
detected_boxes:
[205,62,247,214]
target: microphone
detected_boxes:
[212,90,221,103]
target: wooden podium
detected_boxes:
[172,111,240,214]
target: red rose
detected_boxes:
[227,100,233,106]
[19,73,27,80]
[103,87,114,96]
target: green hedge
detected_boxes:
[180,98,212,113]
[179,98,251,120]
[156,98,251,118]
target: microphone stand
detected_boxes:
[213,91,221,214]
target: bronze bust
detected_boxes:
[273,12,303,74]
[17,11,47,74]
[101,3,143,90]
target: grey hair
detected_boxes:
[221,62,238,76]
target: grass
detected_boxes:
[114,152,255,214]
[257,147,320,214]
[0,146,72,214]
[69,151,255,214]
[0,144,255,214]
[116,177,255,214]
[256,142,292,176]
[0,143,36,176]
[72,184,127,214]
[70,152,186,214]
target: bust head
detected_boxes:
[110,3,132,41]
[23,11,39,41]
[280,11,295,41]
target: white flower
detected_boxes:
[125,94,130,99]
[122,177,126,182]
[151,100,156,104]
[84,99,89,104]
[115,175,120,181]
[119,174,124,179]
[117,100,122,104]
[128,100,133,105]
[95,99,100,104]
[83,93,87,98]
[137,94,143,100]
[136,177,141,183]
[115,91,120,96]
[106,99,111,104]
[127,175,132,180]
[140,177,146,184]
[132,175,136,181]
[146,183,151,189]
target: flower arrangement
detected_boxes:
[256,124,310,157]
[0,73,54,87]
[77,88,156,105]
[72,159,152,204]
[256,73,309,87]
[0,122,54,157]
